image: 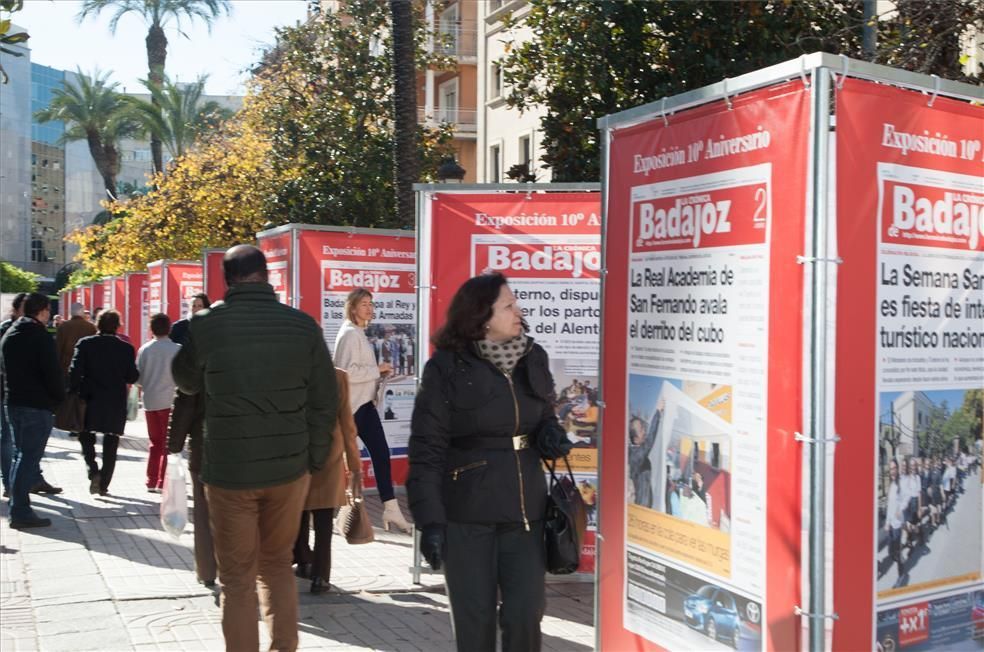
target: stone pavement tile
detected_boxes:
[37,627,133,652]
[0,633,39,652]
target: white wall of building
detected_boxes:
[478,1,550,183]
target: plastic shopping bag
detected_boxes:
[126,385,140,421]
[160,453,188,539]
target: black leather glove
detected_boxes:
[536,419,574,460]
[420,524,446,571]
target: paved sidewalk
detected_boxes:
[0,413,594,651]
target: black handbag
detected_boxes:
[544,455,588,574]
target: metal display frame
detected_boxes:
[255,223,416,309]
[596,52,982,651]
[410,183,600,585]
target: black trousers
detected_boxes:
[79,431,119,491]
[354,402,394,502]
[293,508,336,582]
[445,520,545,652]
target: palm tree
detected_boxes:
[390,0,418,228]
[77,0,231,175]
[125,76,233,162]
[34,69,140,200]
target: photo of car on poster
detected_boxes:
[876,388,983,595]
[625,555,761,650]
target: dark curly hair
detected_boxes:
[432,273,519,351]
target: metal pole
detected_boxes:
[807,67,832,651]
[862,0,878,59]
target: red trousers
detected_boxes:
[145,408,170,489]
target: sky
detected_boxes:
[11,0,310,96]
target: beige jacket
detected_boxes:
[304,369,361,510]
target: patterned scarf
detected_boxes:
[476,333,529,376]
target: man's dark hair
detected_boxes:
[223,245,268,286]
[150,313,171,337]
[97,309,121,334]
[433,273,522,351]
[191,293,211,309]
[22,293,50,318]
[11,292,27,312]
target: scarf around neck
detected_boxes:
[476,333,529,376]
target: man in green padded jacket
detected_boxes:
[172,244,337,652]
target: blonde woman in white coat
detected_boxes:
[333,288,412,533]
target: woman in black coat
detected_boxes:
[407,273,571,652]
[69,310,138,496]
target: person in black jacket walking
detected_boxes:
[0,293,65,528]
[407,273,572,652]
[69,310,139,496]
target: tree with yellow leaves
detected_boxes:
[68,99,277,277]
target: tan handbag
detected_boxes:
[337,490,374,544]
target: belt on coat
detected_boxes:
[451,434,529,451]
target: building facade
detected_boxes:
[0,31,32,274]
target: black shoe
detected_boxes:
[2,488,7,498]
[10,515,52,529]
[31,480,63,495]
[310,577,329,594]
[202,579,217,589]
[294,562,310,579]
[89,471,101,495]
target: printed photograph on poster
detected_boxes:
[876,590,984,651]
[625,551,761,651]
[365,322,416,381]
[876,389,983,594]
[375,380,415,423]
[628,374,733,532]
[568,472,598,529]
[268,260,288,304]
[551,362,599,449]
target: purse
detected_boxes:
[337,490,375,544]
[54,392,86,432]
[544,455,588,574]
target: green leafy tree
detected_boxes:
[78,0,231,175]
[501,0,979,182]
[873,0,984,79]
[125,75,234,161]
[0,260,40,293]
[254,0,454,228]
[35,69,140,200]
[0,0,29,83]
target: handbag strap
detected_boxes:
[546,455,577,487]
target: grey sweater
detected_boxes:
[136,337,181,411]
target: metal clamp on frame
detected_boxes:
[796,255,843,265]
[795,606,840,621]
[795,431,842,445]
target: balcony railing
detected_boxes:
[418,107,477,133]
[435,20,478,58]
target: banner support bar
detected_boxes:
[806,65,833,652]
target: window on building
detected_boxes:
[438,78,459,123]
[489,144,501,183]
[31,239,45,262]
[490,61,503,99]
[519,134,531,166]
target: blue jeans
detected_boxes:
[1,403,43,493]
[6,405,53,520]
[354,401,394,502]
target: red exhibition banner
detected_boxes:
[258,225,417,487]
[89,282,104,312]
[147,260,203,323]
[124,272,148,343]
[833,78,984,651]
[80,285,92,313]
[420,190,602,572]
[600,81,809,651]
[101,276,125,315]
[202,249,227,304]
[257,230,293,306]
